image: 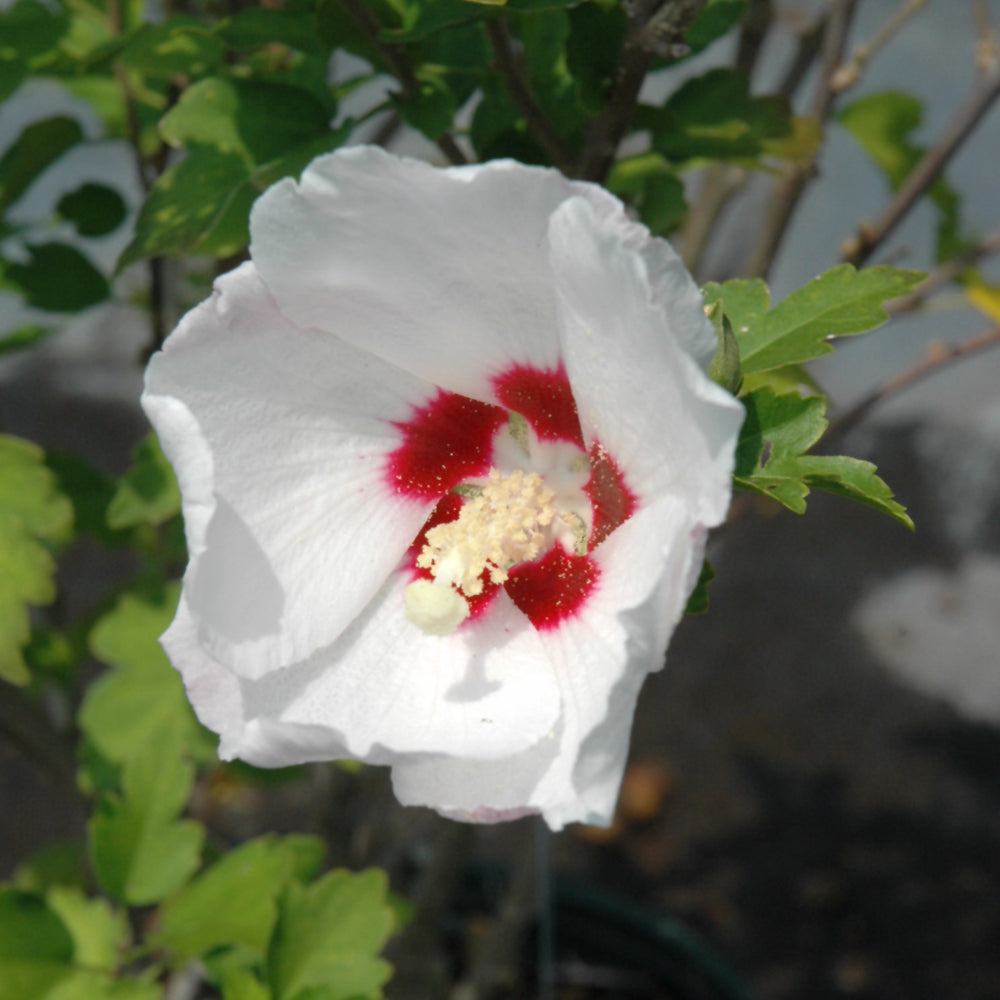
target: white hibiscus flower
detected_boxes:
[142,146,743,829]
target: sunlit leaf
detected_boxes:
[88,735,205,905]
[0,889,74,1000]
[45,888,129,974]
[839,90,963,261]
[267,870,395,1000]
[81,585,215,764]
[154,836,324,963]
[0,436,72,685]
[704,264,924,374]
[643,68,790,163]
[106,432,181,530]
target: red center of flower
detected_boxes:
[385,363,635,632]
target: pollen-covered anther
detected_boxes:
[418,468,557,599]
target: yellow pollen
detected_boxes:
[417,469,556,597]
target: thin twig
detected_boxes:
[887,224,1000,313]
[576,0,710,183]
[827,324,1000,440]
[777,13,827,101]
[336,0,468,165]
[735,0,774,80]
[842,59,1000,268]
[743,0,859,279]
[829,0,925,95]
[679,164,746,276]
[486,19,576,170]
[451,819,543,1000]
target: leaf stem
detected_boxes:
[841,58,1000,268]
[486,19,576,171]
[827,323,1000,439]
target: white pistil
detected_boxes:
[405,469,557,636]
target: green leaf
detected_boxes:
[390,66,457,141]
[644,68,790,163]
[11,842,88,893]
[119,19,225,79]
[683,0,747,53]
[45,887,129,973]
[0,435,72,685]
[0,1,69,73]
[88,736,205,905]
[155,836,323,963]
[684,560,714,615]
[43,975,162,1000]
[566,1,626,113]
[511,7,583,141]
[704,264,925,374]
[606,153,686,234]
[218,966,272,1000]
[120,77,346,266]
[0,116,83,215]
[0,324,54,355]
[159,77,335,162]
[80,585,215,765]
[216,7,329,55]
[0,889,74,1000]
[56,183,128,238]
[4,243,110,312]
[106,432,181,530]
[839,91,963,261]
[267,870,395,1000]
[734,388,912,526]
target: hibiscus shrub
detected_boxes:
[4,0,989,995]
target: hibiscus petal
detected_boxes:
[229,575,560,764]
[549,196,744,520]
[143,262,439,678]
[392,497,701,828]
[249,146,621,404]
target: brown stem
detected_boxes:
[887,224,1000,314]
[486,19,576,171]
[576,0,710,183]
[336,0,468,165]
[827,324,1000,439]
[842,60,1000,267]
[743,0,859,279]
[735,0,774,79]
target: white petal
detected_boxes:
[142,262,438,678]
[392,497,702,828]
[228,576,561,765]
[160,594,246,749]
[549,196,744,522]
[249,146,621,403]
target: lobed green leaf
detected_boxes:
[704,264,925,374]
[0,435,72,685]
[735,388,912,527]
[88,736,205,905]
[154,835,325,963]
[267,870,395,1000]
[81,585,215,765]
